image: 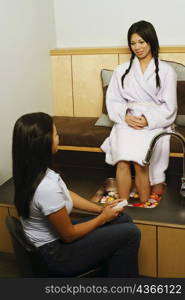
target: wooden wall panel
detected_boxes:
[158,227,185,277]
[51,56,73,116]
[50,47,185,117]
[136,223,157,277]
[72,54,118,117]
[119,53,185,65]
[0,205,13,253]
[8,206,19,218]
[119,54,132,64]
[159,53,185,65]
[50,46,185,56]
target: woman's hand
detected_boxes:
[106,199,126,212]
[100,199,125,222]
[100,205,120,222]
[125,115,148,129]
[103,198,123,207]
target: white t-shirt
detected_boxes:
[21,169,73,247]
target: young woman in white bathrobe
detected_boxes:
[101,20,177,203]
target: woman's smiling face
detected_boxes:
[130,33,152,61]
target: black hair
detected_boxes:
[12,112,53,218]
[121,20,160,88]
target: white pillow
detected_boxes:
[95,113,114,127]
[175,115,185,126]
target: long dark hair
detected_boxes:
[12,112,53,218]
[121,20,160,88]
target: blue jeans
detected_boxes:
[39,213,141,277]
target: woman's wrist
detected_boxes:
[97,205,103,213]
[96,212,106,226]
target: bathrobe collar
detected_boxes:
[132,56,160,104]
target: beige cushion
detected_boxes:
[95,69,114,127]
[95,113,114,127]
[175,81,185,126]
[175,115,185,126]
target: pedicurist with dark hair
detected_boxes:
[12,112,140,277]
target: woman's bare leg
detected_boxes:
[134,163,150,203]
[116,161,132,199]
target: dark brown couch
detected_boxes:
[53,116,185,154]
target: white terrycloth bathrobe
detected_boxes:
[101,57,177,185]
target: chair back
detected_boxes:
[5,216,48,277]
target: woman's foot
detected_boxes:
[151,183,166,195]
[90,188,104,202]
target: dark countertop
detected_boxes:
[1,166,185,227]
[65,168,185,227]
[126,175,185,226]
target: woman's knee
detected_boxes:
[125,221,140,233]
[132,224,141,241]
[121,222,141,243]
[118,213,133,224]
[134,162,148,174]
[112,221,141,240]
[115,223,141,250]
[134,162,143,171]
[124,224,141,250]
[117,161,130,172]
